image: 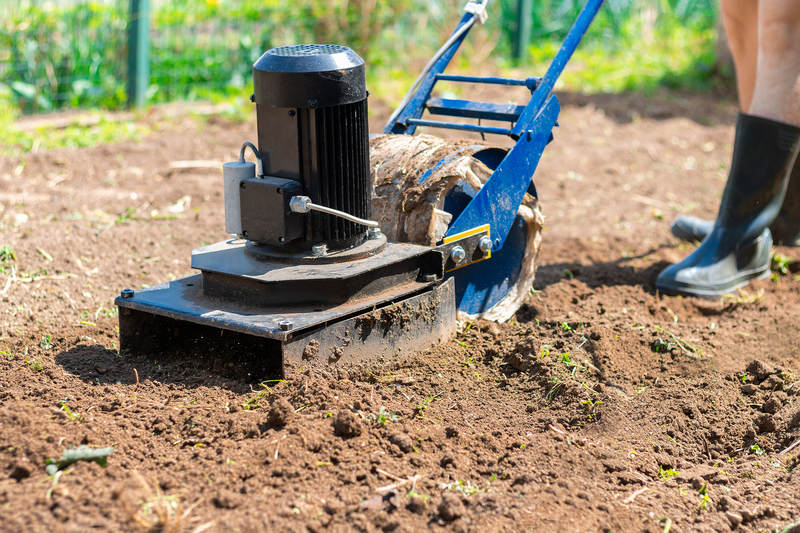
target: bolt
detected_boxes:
[279,320,293,331]
[240,182,246,189]
[479,235,492,253]
[494,238,501,249]
[288,109,296,117]
[312,244,327,256]
[249,93,255,102]
[243,230,249,238]
[276,187,282,195]
[366,227,382,240]
[120,288,134,299]
[419,273,437,283]
[278,237,285,243]
[308,100,318,108]
[450,246,466,263]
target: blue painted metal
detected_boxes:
[442,181,530,315]
[425,98,526,122]
[384,11,478,135]
[510,0,605,139]
[382,0,605,316]
[406,118,510,136]
[445,95,560,248]
[435,74,541,92]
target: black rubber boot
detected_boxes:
[656,113,800,298]
[670,159,800,246]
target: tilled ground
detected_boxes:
[0,91,800,533]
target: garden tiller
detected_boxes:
[115,0,606,378]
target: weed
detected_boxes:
[439,479,483,496]
[414,391,442,416]
[750,444,764,456]
[241,390,266,410]
[561,268,574,280]
[370,406,399,426]
[653,326,702,357]
[651,338,675,353]
[562,321,572,332]
[60,401,82,422]
[407,489,430,502]
[772,253,793,275]
[697,482,711,512]
[460,356,474,368]
[581,398,603,420]
[658,465,679,481]
[540,346,551,358]
[40,333,53,351]
[0,245,16,273]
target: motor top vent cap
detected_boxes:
[253,44,366,109]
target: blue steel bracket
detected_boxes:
[444,94,560,252]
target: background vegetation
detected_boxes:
[0,0,722,154]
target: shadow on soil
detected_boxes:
[533,252,671,293]
[54,343,270,394]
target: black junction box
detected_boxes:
[239,176,304,245]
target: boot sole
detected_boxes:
[656,266,772,300]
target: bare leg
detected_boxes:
[748,0,800,124]
[721,0,759,111]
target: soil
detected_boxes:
[2,89,800,533]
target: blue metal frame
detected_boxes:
[384,0,606,254]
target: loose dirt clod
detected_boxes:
[267,398,294,426]
[437,492,465,522]
[334,410,362,437]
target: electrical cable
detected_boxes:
[289,196,380,228]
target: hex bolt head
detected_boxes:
[120,288,134,299]
[479,235,493,254]
[312,244,328,256]
[279,320,293,331]
[450,246,466,263]
[420,273,437,283]
[366,227,382,240]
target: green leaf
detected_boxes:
[46,445,115,472]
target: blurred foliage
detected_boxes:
[0,0,721,118]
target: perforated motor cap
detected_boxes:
[253,44,366,109]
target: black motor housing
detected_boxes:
[252,44,371,250]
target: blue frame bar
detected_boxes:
[425,98,526,122]
[435,74,526,86]
[406,118,510,136]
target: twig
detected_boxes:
[61,290,77,310]
[622,486,648,504]
[131,368,139,399]
[274,441,280,460]
[663,518,672,533]
[779,436,800,455]
[548,425,566,435]
[376,474,420,493]
[375,468,405,482]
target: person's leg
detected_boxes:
[669,0,800,248]
[721,0,759,111]
[748,0,800,124]
[657,0,800,298]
